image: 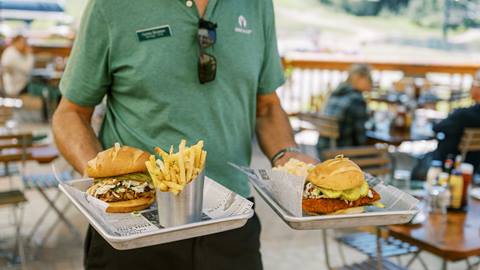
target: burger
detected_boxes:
[302,156,381,215]
[85,144,156,213]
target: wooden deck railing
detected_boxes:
[0,44,72,58]
[279,55,480,114]
[2,45,477,114]
[282,57,480,76]
[31,45,72,58]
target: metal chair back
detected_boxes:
[0,133,33,175]
[321,145,391,176]
[0,66,4,96]
[0,106,13,126]
[459,128,480,161]
[0,133,31,268]
[320,146,394,269]
[298,113,339,149]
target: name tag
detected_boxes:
[136,25,172,42]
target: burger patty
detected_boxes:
[98,189,155,202]
[302,188,381,215]
[87,178,155,203]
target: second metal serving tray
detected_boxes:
[249,177,418,230]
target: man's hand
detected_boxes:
[273,151,319,167]
[255,91,317,166]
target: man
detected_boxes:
[1,35,34,97]
[432,70,480,171]
[317,64,372,154]
[52,0,316,269]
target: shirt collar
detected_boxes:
[178,0,218,21]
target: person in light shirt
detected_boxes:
[1,35,34,97]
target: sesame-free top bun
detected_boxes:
[307,156,365,191]
[86,144,150,178]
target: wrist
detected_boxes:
[270,146,300,166]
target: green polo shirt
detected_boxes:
[60,0,285,197]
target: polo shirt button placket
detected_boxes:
[186,0,193,7]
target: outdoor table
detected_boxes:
[0,145,58,164]
[31,68,63,86]
[368,94,441,107]
[388,198,480,270]
[30,68,63,121]
[367,130,434,146]
[28,145,58,163]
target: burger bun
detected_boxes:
[307,156,364,191]
[331,206,365,215]
[105,196,155,213]
[86,145,150,178]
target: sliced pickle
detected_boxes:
[308,181,370,200]
[358,181,369,197]
[318,188,342,198]
[340,182,369,201]
[340,188,361,201]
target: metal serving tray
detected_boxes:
[249,176,418,230]
[60,179,254,250]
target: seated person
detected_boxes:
[432,71,480,172]
[317,64,372,154]
[1,35,34,97]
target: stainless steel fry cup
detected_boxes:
[156,171,205,227]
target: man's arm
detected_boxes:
[52,98,103,174]
[256,92,318,166]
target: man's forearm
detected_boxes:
[256,103,296,161]
[52,107,102,174]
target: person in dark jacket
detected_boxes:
[432,72,480,171]
[317,64,372,154]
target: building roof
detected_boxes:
[1,0,64,12]
[0,0,69,22]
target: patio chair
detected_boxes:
[0,66,5,97]
[0,133,33,186]
[320,146,423,270]
[290,114,343,268]
[0,133,31,268]
[0,190,27,267]
[297,112,339,149]
[292,112,339,157]
[0,133,77,259]
[321,145,391,177]
[22,169,79,251]
[0,106,13,126]
[459,128,480,161]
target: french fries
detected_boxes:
[146,140,207,195]
[273,158,314,177]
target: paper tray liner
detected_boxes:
[59,177,254,250]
